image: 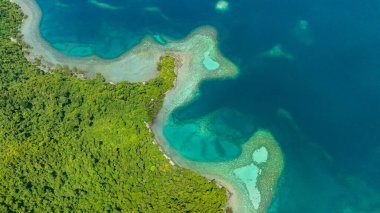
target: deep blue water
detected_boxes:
[36,0,380,211]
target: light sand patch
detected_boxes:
[253,147,268,164]
[233,164,261,209]
[203,51,220,70]
[153,34,167,44]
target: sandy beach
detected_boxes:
[12,0,165,82]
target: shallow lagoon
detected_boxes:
[21,0,380,212]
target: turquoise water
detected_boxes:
[35,0,380,211]
[164,107,256,162]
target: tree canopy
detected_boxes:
[0,1,227,212]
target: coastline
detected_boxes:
[12,0,241,210]
[12,0,163,83]
[148,18,284,212]
[149,24,284,212]
[11,0,284,212]
[154,111,284,213]
[12,0,237,84]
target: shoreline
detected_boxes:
[11,0,284,212]
[12,0,170,83]
[149,31,241,211]
[12,0,241,210]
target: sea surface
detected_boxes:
[35,0,380,212]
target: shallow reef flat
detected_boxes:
[165,108,284,212]
[157,115,284,212]
[150,27,284,211]
[12,0,228,83]
[13,0,284,211]
[163,108,257,162]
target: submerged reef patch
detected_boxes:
[149,26,284,212]
[292,19,313,45]
[262,44,294,60]
[215,0,230,12]
[88,0,123,10]
[164,108,256,162]
[173,129,284,213]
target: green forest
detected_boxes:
[0,0,227,212]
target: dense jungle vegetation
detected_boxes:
[0,1,227,212]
